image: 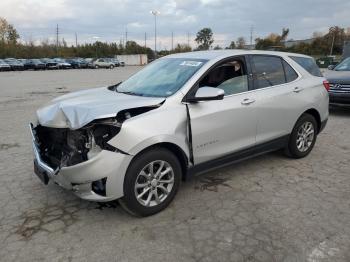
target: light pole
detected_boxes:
[92,36,100,58]
[150,10,160,58]
[329,27,336,56]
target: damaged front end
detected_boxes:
[31,105,161,170]
[33,119,120,170]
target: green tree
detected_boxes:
[195,28,214,50]
[6,24,19,44]
[255,28,289,50]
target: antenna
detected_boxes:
[75,32,78,47]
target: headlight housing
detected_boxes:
[84,119,121,159]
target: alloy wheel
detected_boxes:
[134,160,174,207]
[296,121,314,152]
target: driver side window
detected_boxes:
[199,57,249,96]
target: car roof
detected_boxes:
[167,49,311,60]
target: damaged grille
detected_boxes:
[34,122,120,169]
[35,126,89,168]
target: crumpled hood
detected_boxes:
[37,87,165,129]
[323,70,350,84]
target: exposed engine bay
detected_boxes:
[34,119,120,169]
[34,105,160,169]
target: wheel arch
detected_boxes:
[303,108,321,133]
[131,142,189,181]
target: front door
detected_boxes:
[187,56,257,164]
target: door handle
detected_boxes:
[293,87,303,93]
[241,98,256,105]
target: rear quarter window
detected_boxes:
[282,60,298,82]
[290,56,323,77]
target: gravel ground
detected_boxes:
[0,68,350,262]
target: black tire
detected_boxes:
[110,65,114,69]
[285,113,318,158]
[95,65,99,69]
[119,147,181,217]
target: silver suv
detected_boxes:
[30,50,329,216]
[92,58,115,69]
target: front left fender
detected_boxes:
[108,102,190,159]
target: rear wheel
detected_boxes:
[95,65,99,69]
[119,148,181,217]
[109,65,114,69]
[285,113,317,158]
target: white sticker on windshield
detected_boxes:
[180,61,202,67]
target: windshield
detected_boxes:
[334,57,350,71]
[116,58,207,97]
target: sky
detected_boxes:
[1,0,350,50]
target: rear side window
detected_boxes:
[283,61,298,82]
[252,55,285,88]
[290,56,322,77]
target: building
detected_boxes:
[283,38,315,48]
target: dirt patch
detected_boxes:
[0,98,27,105]
[16,204,79,239]
[28,91,52,95]
[55,87,69,94]
[95,201,119,210]
[0,143,20,150]
[195,175,232,192]
[55,87,67,90]
[340,145,349,151]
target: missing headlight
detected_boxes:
[85,123,121,158]
[34,120,121,168]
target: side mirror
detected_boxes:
[187,87,225,102]
[328,65,335,70]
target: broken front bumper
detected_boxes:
[29,124,132,201]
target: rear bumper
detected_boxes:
[29,124,132,202]
[329,92,350,105]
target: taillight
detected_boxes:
[323,80,330,91]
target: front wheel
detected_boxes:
[119,148,181,217]
[285,113,317,158]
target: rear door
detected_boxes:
[249,55,303,144]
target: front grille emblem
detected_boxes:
[334,84,342,89]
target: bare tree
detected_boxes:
[236,37,246,49]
